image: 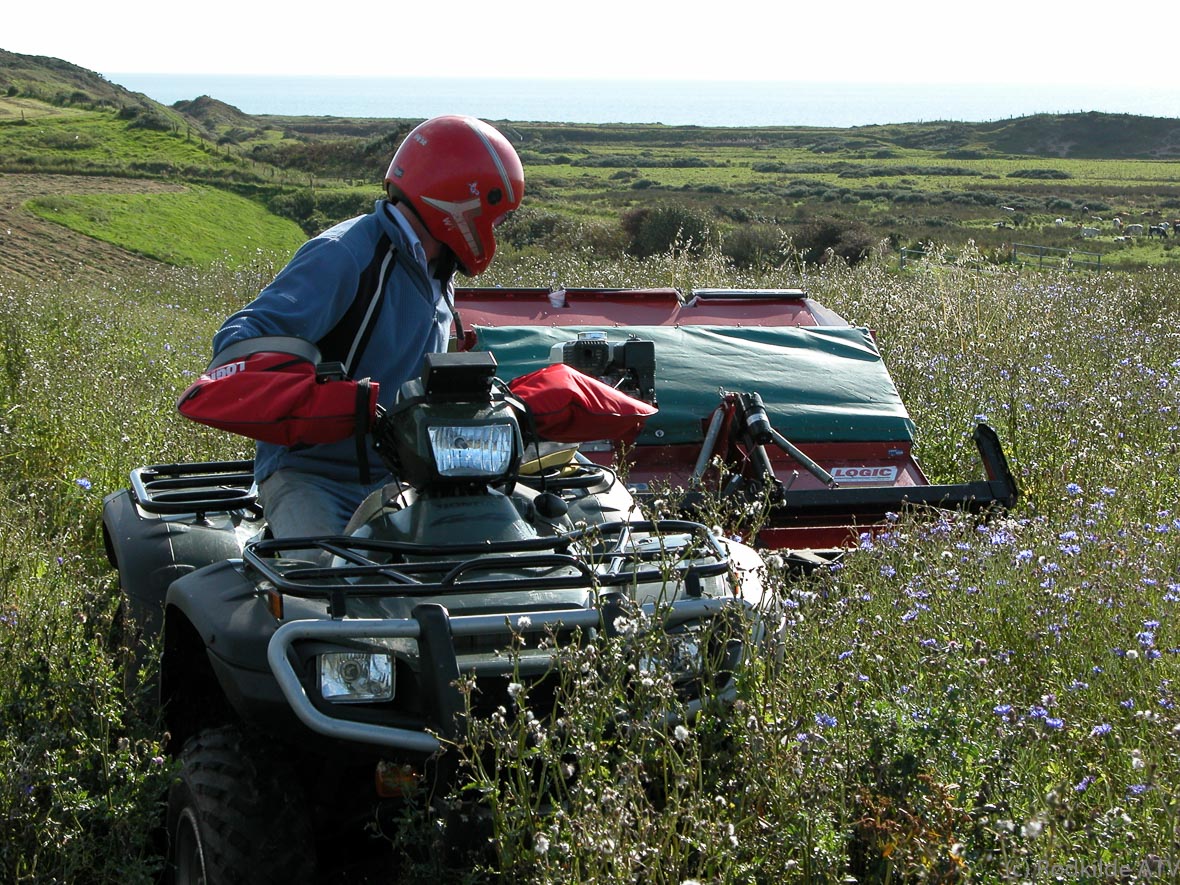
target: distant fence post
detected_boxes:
[899,248,927,270]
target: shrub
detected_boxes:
[621,205,718,258]
[1008,169,1072,179]
[499,208,626,258]
[794,216,875,265]
[722,224,790,269]
[125,111,173,133]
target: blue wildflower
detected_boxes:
[993,704,1012,716]
[1066,483,1083,496]
[1044,717,1064,730]
[75,478,92,490]
[1090,723,1111,737]
[815,713,837,729]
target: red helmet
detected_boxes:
[384,115,524,276]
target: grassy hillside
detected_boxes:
[2,48,1180,283]
[25,185,306,267]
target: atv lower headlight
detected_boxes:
[428,423,515,477]
[319,652,394,703]
[642,631,703,683]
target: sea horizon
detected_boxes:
[105,73,1180,129]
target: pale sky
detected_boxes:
[3,0,1165,86]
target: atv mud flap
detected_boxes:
[267,597,743,753]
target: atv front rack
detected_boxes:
[267,594,743,754]
[245,519,733,619]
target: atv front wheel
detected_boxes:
[167,725,316,885]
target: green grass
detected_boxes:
[2,249,1178,881]
[25,185,307,267]
[0,107,249,178]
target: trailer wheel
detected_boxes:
[167,725,316,885]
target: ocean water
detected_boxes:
[106,73,1180,128]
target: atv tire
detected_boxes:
[167,725,317,885]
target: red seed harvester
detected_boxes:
[456,285,1017,561]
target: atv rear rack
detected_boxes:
[245,519,734,619]
[129,460,258,516]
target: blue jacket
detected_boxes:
[213,200,453,483]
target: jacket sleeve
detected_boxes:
[177,340,379,447]
[212,235,363,356]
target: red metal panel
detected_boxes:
[455,287,843,329]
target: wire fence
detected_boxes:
[899,245,1105,272]
[1011,243,1103,271]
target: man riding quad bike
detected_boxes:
[104,345,770,882]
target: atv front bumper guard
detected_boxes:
[266,596,747,754]
[251,520,752,754]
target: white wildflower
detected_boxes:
[1022,818,1044,839]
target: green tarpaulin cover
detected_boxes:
[474,324,914,445]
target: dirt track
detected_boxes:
[0,173,182,284]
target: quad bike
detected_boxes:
[104,286,1016,881]
[103,348,768,883]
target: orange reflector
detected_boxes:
[375,761,421,798]
[263,587,283,620]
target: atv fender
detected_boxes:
[102,488,254,640]
[163,560,304,739]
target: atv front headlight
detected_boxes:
[428,423,515,478]
[319,652,394,703]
